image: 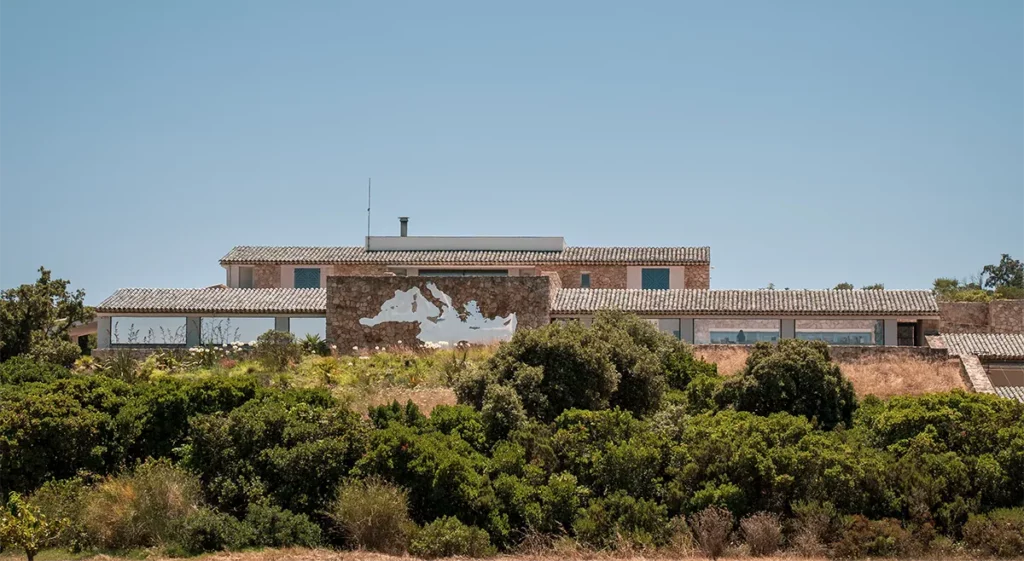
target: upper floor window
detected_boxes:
[238,267,254,289]
[641,268,670,290]
[580,272,591,288]
[294,268,321,288]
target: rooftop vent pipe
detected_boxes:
[399,217,409,237]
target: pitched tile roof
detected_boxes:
[995,387,1024,403]
[552,289,939,316]
[941,333,1024,358]
[219,246,710,265]
[97,288,326,315]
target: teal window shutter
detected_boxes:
[581,273,591,288]
[294,268,321,288]
[641,268,670,290]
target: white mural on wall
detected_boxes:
[359,282,518,344]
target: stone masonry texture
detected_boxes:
[939,301,1024,334]
[254,265,281,288]
[541,265,628,289]
[327,276,552,351]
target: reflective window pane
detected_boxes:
[796,319,883,345]
[695,319,780,345]
[111,317,186,344]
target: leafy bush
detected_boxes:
[300,333,330,356]
[690,505,733,560]
[831,515,911,558]
[180,393,368,516]
[740,512,782,556]
[81,460,201,549]
[26,478,88,550]
[724,340,857,429]
[254,329,302,371]
[409,516,495,558]
[176,507,253,554]
[573,490,670,549]
[0,357,71,385]
[962,508,1024,558]
[26,334,81,368]
[0,492,69,561]
[327,478,415,553]
[480,383,526,443]
[244,501,321,548]
[478,320,620,421]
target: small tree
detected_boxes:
[0,267,92,364]
[0,492,69,561]
[861,283,884,290]
[254,329,302,371]
[833,282,854,290]
[981,254,1024,289]
[724,340,857,429]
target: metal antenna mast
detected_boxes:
[366,178,372,240]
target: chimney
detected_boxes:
[399,217,409,237]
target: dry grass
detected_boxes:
[695,347,750,376]
[695,347,966,398]
[840,356,965,398]
[345,386,458,416]
[20,547,1016,561]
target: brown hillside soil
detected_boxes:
[696,347,966,399]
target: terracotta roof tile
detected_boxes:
[552,289,939,316]
[941,333,1024,358]
[97,288,326,315]
[219,246,710,265]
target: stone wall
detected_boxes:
[332,264,392,276]
[326,276,552,351]
[683,264,711,289]
[540,265,628,288]
[939,300,1024,334]
[254,265,282,288]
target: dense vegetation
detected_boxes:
[933,253,1024,301]
[1,311,1022,559]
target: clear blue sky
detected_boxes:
[2,0,1021,303]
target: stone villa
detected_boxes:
[96,218,944,351]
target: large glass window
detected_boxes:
[294,268,321,288]
[290,318,327,341]
[796,319,883,345]
[647,318,681,340]
[695,319,780,345]
[641,268,670,290]
[238,267,254,288]
[418,269,509,277]
[111,317,186,344]
[201,317,275,345]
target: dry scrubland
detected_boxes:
[695,347,965,399]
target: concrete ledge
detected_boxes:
[960,354,996,394]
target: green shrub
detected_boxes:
[26,478,89,550]
[244,501,321,548]
[81,459,201,550]
[327,477,415,553]
[590,310,671,416]
[409,516,495,558]
[573,491,670,550]
[368,399,427,429]
[480,321,619,421]
[480,383,526,443]
[0,356,71,385]
[831,515,911,558]
[27,334,81,368]
[300,333,330,356]
[962,508,1024,558]
[1,491,70,561]
[724,340,857,429]
[177,508,253,554]
[429,404,487,452]
[254,329,302,371]
[180,394,368,516]
[663,343,718,391]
